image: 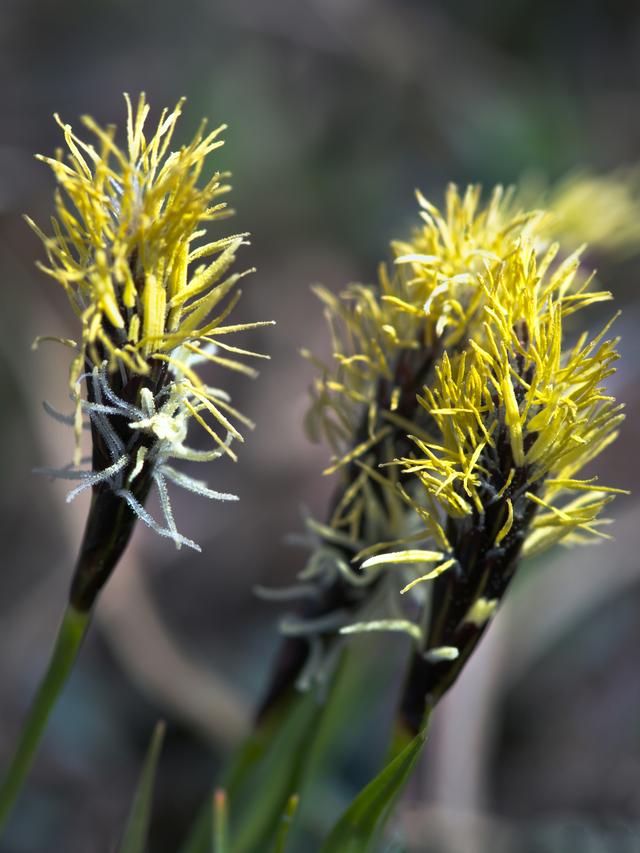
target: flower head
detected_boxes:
[30,95,271,605]
[349,192,626,730]
[386,238,624,581]
[304,185,551,547]
[30,94,258,379]
[272,184,625,712]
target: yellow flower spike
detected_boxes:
[261,183,625,731]
[8,95,275,833]
[303,186,555,552]
[31,94,267,392]
[1,92,278,830]
[397,230,623,559]
[30,94,273,561]
[367,194,627,739]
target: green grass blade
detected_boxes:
[320,730,426,853]
[271,794,299,853]
[230,688,322,853]
[118,721,166,853]
[213,789,229,853]
[178,690,318,853]
[179,803,210,853]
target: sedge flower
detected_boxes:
[304,185,548,543]
[30,94,272,610]
[261,187,554,705]
[262,185,625,726]
[0,94,273,828]
[353,203,625,733]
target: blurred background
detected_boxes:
[1,1,640,851]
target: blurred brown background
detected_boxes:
[1,1,640,851]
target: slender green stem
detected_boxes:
[213,789,229,853]
[0,605,90,833]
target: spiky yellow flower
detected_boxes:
[260,188,551,699]
[29,95,272,603]
[304,186,551,545]
[273,184,625,718]
[349,191,625,731]
[31,94,258,376]
[0,96,273,828]
[30,93,270,457]
[389,239,624,575]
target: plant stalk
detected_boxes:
[0,605,90,832]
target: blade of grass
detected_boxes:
[271,794,299,853]
[178,690,317,853]
[213,789,229,853]
[320,729,427,853]
[118,721,166,853]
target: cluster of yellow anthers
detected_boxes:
[305,185,551,542]
[300,185,626,653]
[31,94,271,548]
[358,236,625,598]
[30,93,270,460]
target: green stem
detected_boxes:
[0,605,90,833]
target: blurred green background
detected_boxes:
[1,1,640,851]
